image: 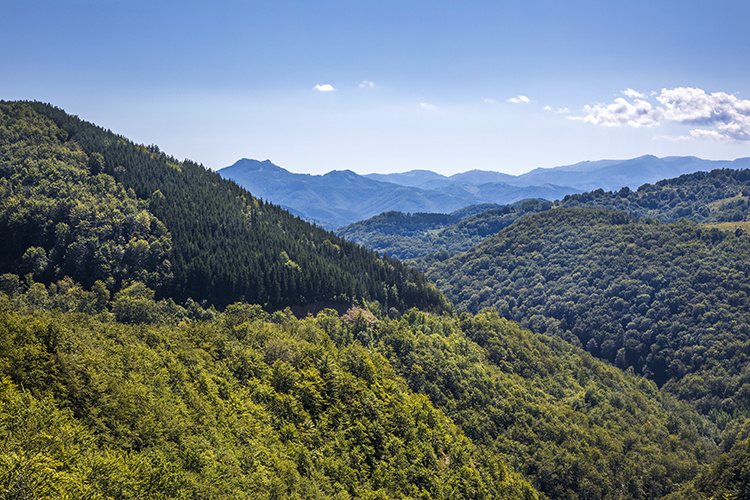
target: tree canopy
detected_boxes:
[0,278,719,499]
[1,101,447,313]
[425,208,750,425]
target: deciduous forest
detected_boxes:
[1,100,748,499]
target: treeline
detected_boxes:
[0,101,446,312]
[425,208,750,421]
[0,275,723,499]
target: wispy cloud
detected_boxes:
[545,105,569,114]
[573,87,750,141]
[420,102,437,109]
[508,95,531,104]
[359,80,374,88]
[622,88,645,99]
[483,98,497,104]
[313,84,336,92]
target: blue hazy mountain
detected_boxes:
[513,155,750,191]
[219,159,576,229]
[219,156,750,229]
[367,155,750,192]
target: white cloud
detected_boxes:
[656,87,750,141]
[508,95,531,104]
[544,105,552,111]
[313,84,335,92]
[484,98,497,104]
[359,80,374,88]
[575,86,750,141]
[622,88,645,99]
[420,102,436,109]
[582,97,662,128]
[545,105,570,114]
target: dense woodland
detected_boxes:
[338,200,552,260]
[0,285,540,499]
[2,100,750,498]
[0,104,174,293]
[1,101,446,312]
[425,209,750,419]
[0,277,726,499]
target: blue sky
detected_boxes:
[4,0,750,175]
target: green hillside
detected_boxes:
[375,308,716,499]
[0,290,539,499]
[1,101,446,312]
[0,280,718,499]
[557,168,750,223]
[0,100,739,499]
[338,200,551,261]
[425,208,750,422]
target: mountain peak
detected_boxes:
[221,158,284,173]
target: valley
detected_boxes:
[0,100,748,499]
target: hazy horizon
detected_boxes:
[4,0,750,175]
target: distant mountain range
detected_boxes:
[218,155,750,229]
[367,155,750,192]
[218,159,574,229]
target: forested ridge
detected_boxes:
[342,168,750,262]
[426,209,750,422]
[0,103,173,292]
[0,278,723,499]
[557,168,750,223]
[418,206,750,497]
[338,200,552,261]
[2,100,446,312]
[2,100,749,498]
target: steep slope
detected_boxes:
[425,208,750,419]
[0,293,538,499]
[0,102,172,291]
[377,309,716,500]
[4,101,446,312]
[0,281,718,500]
